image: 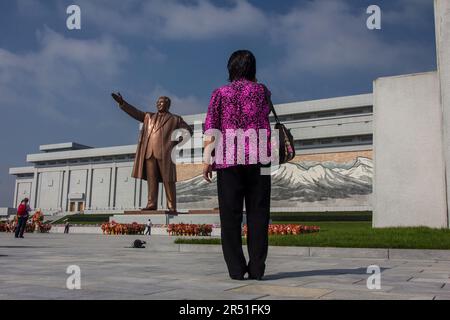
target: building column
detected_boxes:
[61,167,70,212]
[85,166,93,209]
[159,183,166,210]
[30,169,39,209]
[132,177,137,210]
[109,164,117,210]
[435,0,450,227]
[135,179,142,209]
[12,180,19,207]
[58,170,64,212]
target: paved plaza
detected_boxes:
[1,233,450,300]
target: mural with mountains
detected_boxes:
[176,156,373,209]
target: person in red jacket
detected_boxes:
[15,198,31,238]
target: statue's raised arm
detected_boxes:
[112,92,146,122]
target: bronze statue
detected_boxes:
[112,93,192,212]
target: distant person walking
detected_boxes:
[15,198,32,238]
[64,221,70,234]
[203,50,272,280]
[145,219,152,235]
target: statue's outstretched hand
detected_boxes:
[112,93,145,121]
[112,92,124,106]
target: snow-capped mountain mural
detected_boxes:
[176,156,373,209]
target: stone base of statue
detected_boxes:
[187,209,220,214]
[124,210,180,216]
[112,209,221,226]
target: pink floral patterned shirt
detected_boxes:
[204,79,272,170]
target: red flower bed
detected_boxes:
[39,223,52,233]
[32,210,44,223]
[0,222,12,232]
[26,223,36,233]
[30,210,52,233]
[101,221,145,235]
[0,212,52,233]
[167,223,212,236]
[242,224,320,236]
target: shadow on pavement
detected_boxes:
[264,267,389,280]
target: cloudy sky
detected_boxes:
[0,0,437,206]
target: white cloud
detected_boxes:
[15,0,48,17]
[143,0,267,40]
[0,28,128,123]
[73,0,432,77]
[146,85,205,115]
[267,0,432,77]
[77,0,268,40]
[0,1,434,118]
[143,45,167,63]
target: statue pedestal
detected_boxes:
[124,210,180,216]
[187,209,219,214]
[112,209,221,226]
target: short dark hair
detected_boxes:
[227,50,256,82]
[22,198,29,203]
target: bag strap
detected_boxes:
[264,86,281,124]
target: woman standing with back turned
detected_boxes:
[203,50,272,280]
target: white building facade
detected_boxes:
[9,93,374,214]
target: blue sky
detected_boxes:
[0,0,437,206]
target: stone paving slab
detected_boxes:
[310,247,388,259]
[1,233,450,300]
[143,287,265,300]
[179,244,223,253]
[268,246,310,256]
[389,249,450,261]
[410,277,450,284]
[302,281,394,292]
[433,293,450,300]
[318,290,435,300]
[228,284,332,299]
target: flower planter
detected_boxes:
[242,224,320,236]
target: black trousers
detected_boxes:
[15,216,28,238]
[217,164,271,279]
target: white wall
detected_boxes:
[37,171,62,210]
[114,166,136,209]
[15,179,32,207]
[27,162,142,213]
[69,169,88,197]
[373,72,448,228]
[435,0,450,228]
[90,168,111,209]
